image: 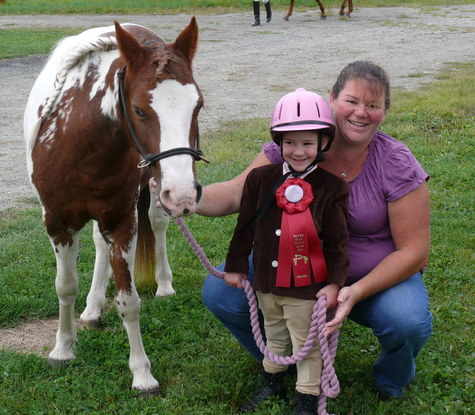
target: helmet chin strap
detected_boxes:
[283,161,319,179]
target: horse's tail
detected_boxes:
[134,185,156,292]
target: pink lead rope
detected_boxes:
[175,217,340,415]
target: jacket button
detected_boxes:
[275,229,281,236]
[271,260,278,268]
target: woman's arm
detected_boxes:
[326,183,430,334]
[196,151,272,217]
[353,182,430,299]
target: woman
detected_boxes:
[198,61,433,401]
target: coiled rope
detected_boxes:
[175,217,341,415]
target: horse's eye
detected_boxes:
[134,106,146,118]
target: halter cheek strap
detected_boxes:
[117,66,209,169]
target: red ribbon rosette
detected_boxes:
[275,178,327,288]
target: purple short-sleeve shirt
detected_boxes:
[263,132,429,283]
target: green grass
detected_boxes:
[0,62,474,413]
[0,28,82,59]
[1,0,475,15]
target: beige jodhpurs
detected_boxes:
[256,292,322,396]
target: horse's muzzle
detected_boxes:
[152,179,201,217]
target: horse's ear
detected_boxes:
[114,21,146,67]
[173,16,199,65]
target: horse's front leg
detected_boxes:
[80,221,112,327]
[283,0,295,21]
[109,217,159,393]
[316,0,327,19]
[149,205,175,297]
[48,232,80,365]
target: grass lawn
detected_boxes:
[0,61,474,414]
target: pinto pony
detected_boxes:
[284,0,353,21]
[23,18,205,394]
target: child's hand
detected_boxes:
[224,272,246,289]
[316,283,339,309]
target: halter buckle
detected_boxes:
[137,159,152,169]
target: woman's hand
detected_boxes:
[324,285,361,336]
[224,272,247,289]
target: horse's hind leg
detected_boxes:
[80,221,112,327]
[108,217,159,393]
[283,0,295,21]
[149,206,175,297]
[340,0,352,16]
[48,232,80,365]
[316,0,327,19]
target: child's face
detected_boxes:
[281,130,323,172]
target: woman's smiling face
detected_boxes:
[330,78,386,146]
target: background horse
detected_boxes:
[23,18,204,394]
[284,0,353,21]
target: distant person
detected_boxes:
[223,88,348,414]
[252,0,272,26]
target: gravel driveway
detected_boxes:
[1,6,475,212]
[0,6,474,353]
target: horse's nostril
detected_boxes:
[183,208,190,215]
[160,189,171,204]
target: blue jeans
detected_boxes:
[202,257,265,360]
[202,265,432,397]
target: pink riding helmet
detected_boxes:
[270,88,335,144]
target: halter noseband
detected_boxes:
[117,66,209,169]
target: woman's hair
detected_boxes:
[331,61,391,111]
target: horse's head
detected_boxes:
[115,18,204,217]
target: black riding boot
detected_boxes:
[265,1,272,23]
[252,1,260,26]
[294,391,319,415]
[239,371,287,412]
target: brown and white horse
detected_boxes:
[23,18,204,394]
[284,0,353,21]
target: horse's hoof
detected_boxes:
[136,386,160,398]
[321,15,327,19]
[48,358,72,368]
[79,319,103,329]
[283,16,289,21]
[155,284,176,297]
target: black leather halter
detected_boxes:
[117,66,209,169]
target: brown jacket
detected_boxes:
[225,164,348,300]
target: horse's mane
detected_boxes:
[40,27,120,119]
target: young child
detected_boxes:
[224,88,348,415]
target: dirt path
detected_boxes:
[0,6,474,355]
